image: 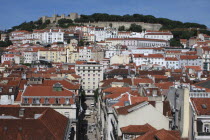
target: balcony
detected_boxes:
[52,104,61,106]
[32,103,41,106]
[198,132,210,136]
[21,103,30,106]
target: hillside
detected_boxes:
[7,13,208,33]
[74,13,207,30]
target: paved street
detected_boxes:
[78,98,101,140]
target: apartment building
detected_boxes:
[144,31,173,41]
[38,48,66,62]
[106,38,169,49]
[133,54,165,66]
[75,60,103,95]
[42,29,64,44]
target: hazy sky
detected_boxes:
[0,0,209,30]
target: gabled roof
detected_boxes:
[135,129,181,140]
[191,98,210,115]
[180,55,201,60]
[185,66,202,71]
[133,54,164,58]
[23,86,74,97]
[120,123,156,134]
[116,101,148,115]
[0,107,68,140]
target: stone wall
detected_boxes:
[83,21,162,31]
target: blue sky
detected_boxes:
[0,0,209,30]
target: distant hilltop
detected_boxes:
[7,13,207,33]
[40,12,162,31]
[40,13,80,23]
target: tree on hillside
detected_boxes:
[118,26,125,31]
[169,38,183,47]
[93,88,99,103]
[128,24,142,32]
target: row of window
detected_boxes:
[23,98,70,104]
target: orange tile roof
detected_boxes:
[155,82,173,89]
[133,54,164,58]
[180,55,201,60]
[135,129,180,140]
[165,57,178,61]
[112,95,147,107]
[116,101,145,115]
[106,38,168,42]
[120,123,156,134]
[15,91,22,101]
[41,80,80,90]
[191,98,210,115]
[23,86,75,97]
[145,33,172,35]
[134,78,153,85]
[185,66,202,71]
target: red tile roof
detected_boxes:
[180,55,201,60]
[145,33,172,35]
[116,101,146,115]
[0,107,68,140]
[23,86,74,97]
[155,82,173,89]
[42,79,80,90]
[135,129,181,140]
[120,123,156,134]
[185,66,202,71]
[134,78,153,85]
[106,38,168,42]
[191,98,210,115]
[165,57,178,61]
[133,54,164,58]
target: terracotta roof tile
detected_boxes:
[120,123,156,134]
[191,98,210,115]
[23,86,74,97]
[135,129,180,140]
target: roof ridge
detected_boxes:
[38,109,58,139]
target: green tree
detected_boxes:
[128,24,142,32]
[93,88,99,103]
[118,26,125,31]
[78,40,84,46]
[80,89,86,103]
[85,42,90,46]
[169,38,183,47]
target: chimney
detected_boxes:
[19,108,25,117]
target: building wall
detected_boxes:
[179,59,203,68]
[110,55,130,65]
[83,22,162,31]
[0,95,14,105]
[117,104,169,136]
[75,63,103,95]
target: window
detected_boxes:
[204,124,210,132]
[55,98,60,104]
[8,95,11,100]
[65,98,69,104]
[64,112,69,118]
[44,98,49,104]
[9,87,13,93]
[24,98,28,104]
[32,98,36,104]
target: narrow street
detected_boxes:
[78,98,100,140]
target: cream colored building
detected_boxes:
[110,54,130,65]
[66,44,79,63]
[38,48,66,63]
[75,60,103,96]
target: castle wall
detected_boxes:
[82,21,162,31]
